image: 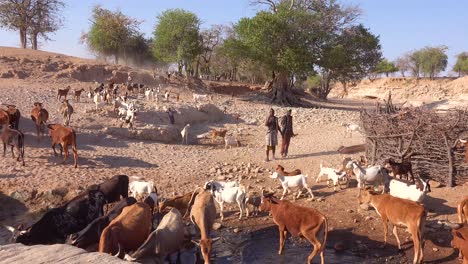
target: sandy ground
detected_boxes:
[0,47,466,263]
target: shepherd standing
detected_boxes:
[280,109,295,158]
[265,108,281,161]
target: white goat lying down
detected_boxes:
[193,93,209,102]
[346,160,390,193]
[341,123,361,138]
[316,163,347,191]
[129,180,157,198]
[270,172,314,200]
[205,181,247,221]
[389,177,431,203]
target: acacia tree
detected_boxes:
[0,0,64,49]
[316,24,381,98]
[235,3,316,105]
[374,58,398,77]
[453,52,468,77]
[198,24,226,78]
[152,9,202,75]
[82,6,141,64]
[419,46,448,79]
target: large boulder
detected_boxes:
[0,243,127,263]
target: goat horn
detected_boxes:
[114,243,122,258]
[460,139,467,143]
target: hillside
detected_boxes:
[331,77,468,109]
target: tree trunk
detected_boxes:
[385,72,389,77]
[269,71,301,106]
[114,54,119,64]
[31,32,38,50]
[20,29,27,49]
[194,59,200,78]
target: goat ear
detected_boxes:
[456,231,466,240]
[3,225,16,233]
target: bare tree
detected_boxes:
[28,0,64,50]
[0,0,63,49]
[0,0,32,48]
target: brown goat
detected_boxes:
[459,197,468,224]
[187,188,218,264]
[99,202,152,255]
[359,190,426,264]
[47,124,78,168]
[158,192,193,216]
[260,194,328,264]
[0,109,9,128]
[451,224,468,264]
[5,105,20,130]
[276,165,302,176]
[210,129,227,143]
[0,125,25,166]
[74,88,85,102]
[57,86,71,101]
[30,102,49,139]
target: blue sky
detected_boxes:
[0,0,466,75]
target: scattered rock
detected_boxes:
[364,216,373,221]
[346,209,354,213]
[10,190,31,202]
[52,187,68,197]
[212,223,222,231]
[233,228,240,233]
[432,247,439,252]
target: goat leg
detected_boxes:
[11,145,15,158]
[3,143,6,157]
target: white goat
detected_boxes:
[203,180,239,191]
[389,177,431,203]
[316,163,347,191]
[269,172,314,200]
[346,160,390,192]
[224,135,241,149]
[193,93,209,103]
[93,92,105,110]
[145,88,156,101]
[205,183,247,221]
[129,180,156,198]
[181,124,190,144]
[342,123,361,138]
[164,91,170,102]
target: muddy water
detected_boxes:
[213,227,364,264]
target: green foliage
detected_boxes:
[152,8,202,72]
[85,6,141,63]
[405,46,448,79]
[235,3,315,77]
[374,58,398,77]
[419,46,448,79]
[453,52,468,76]
[316,24,382,97]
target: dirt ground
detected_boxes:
[0,47,466,263]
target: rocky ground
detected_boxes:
[0,47,466,263]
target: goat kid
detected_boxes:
[206,182,247,221]
[270,172,314,200]
[0,125,25,166]
[181,124,190,144]
[359,190,426,264]
[316,163,347,191]
[389,177,431,203]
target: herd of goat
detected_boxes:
[2,82,468,264]
[0,81,241,169]
[2,156,468,264]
